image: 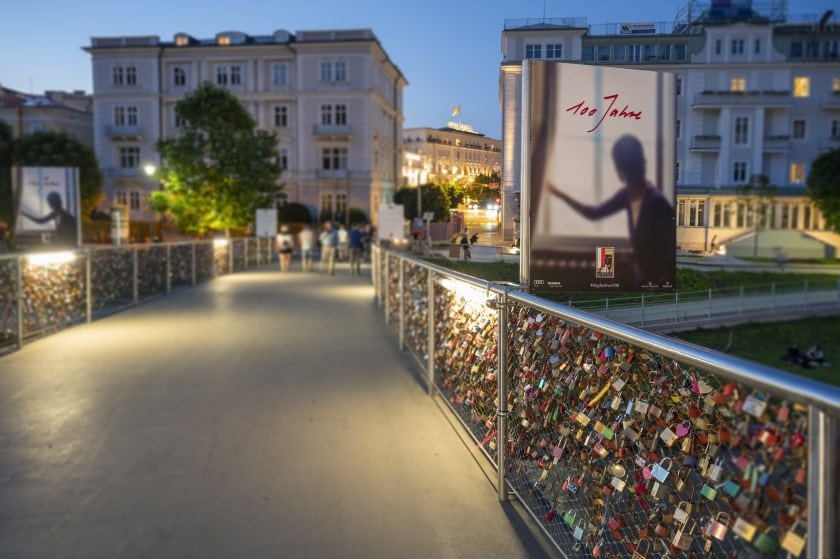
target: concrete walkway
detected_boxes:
[0,267,541,558]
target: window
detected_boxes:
[320,61,332,82]
[525,44,542,59]
[793,77,810,98]
[736,203,746,227]
[335,104,347,125]
[676,119,682,139]
[628,45,643,63]
[334,61,347,82]
[674,44,686,60]
[723,203,732,228]
[218,35,231,46]
[790,163,805,184]
[730,77,746,92]
[713,202,722,227]
[675,161,681,182]
[733,161,748,183]
[803,206,812,229]
[216,65,229,85]
[278,147,288,170]
[126,66,137,85]
[129,190,141,211]
[546,44,563,59]
[274,105,288,127]
[734,117,749,145]
[320,193,333,214]
[832,119,840,138]
[174,113,184,128]
[230,65,242,85]
[677,199,686,226]
[612,45,626,62]
[582,46,594,62]
[715,39,722,55]
[644,44,656,61]
[676,77,683,96]
[114,106,125,126]
[688,200,705,227]
[175,35,189,47]
[833,77,840,93]
[173,67,186,87]
[120,147,140,169]
[321,147,348,170]
[790,204,798,229]
[126,106,138,126]
[754,39,761,54]
[596,45,611,62]
[335,193,347,217]
[113,66,124,86]
[115,190,127,206]
[320,104,332,125]
[791,41,803,59]
[792,119,806,140]
[658,44,671,61]
[272,63,287,85]
[731,39,745,55]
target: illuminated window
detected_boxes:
[525,44,542,59]
[677,200,686,226]
[175,35,189,47]
[833,77,840,93]
[320,193,332,214]
[218,35,231,46]
[688,200,705,227]
[790,163,805,184]
[793,77,810,97]
[115,190,127,206]
[730,77,746,92]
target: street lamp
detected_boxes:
[143,163,160,241]
[143,163,157,177]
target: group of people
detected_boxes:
[275,222,374,276]
[783,343,829,369]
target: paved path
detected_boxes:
[0,267,542,558]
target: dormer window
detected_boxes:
[175,35,189,47]
[216,32,247,46]
[218,36,231,46]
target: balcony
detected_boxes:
[763,135,791,152]
[105,166,142,178]
[105,125,143,140]
[316,169,349,180]
[820,136,840,151]
[692,90,792,109]
[313,124,351,138]
[689,135,721,151]
[821,92,840,110]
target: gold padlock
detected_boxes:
[780,521,807,557]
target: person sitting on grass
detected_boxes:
[805,344,828,368]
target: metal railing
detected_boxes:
[0,237,273,352]
[373,245,839,559]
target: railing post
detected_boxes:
[674,291,679,322]
[16,256,24,349]
[211,242,217,278]
[808,407,836,559]
[604,296,609,317]
[640,294,645,326]
[398,257,405,351]
[803,279,808,307]
[85,251,92,323]
[739,285,744,315]
[771,282,776,311]
[707,288,712,318]
[496,288,509,502]
[165,243,172,294]
[384,253,391,324]
[132,246,139,305]
[427,269,435,396]
[244,237,249,269]
[228,239,234,273]
[191,242,197,286]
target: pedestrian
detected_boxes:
[337,224,349,262]
[319,222,337,275]
[349,225,364,275]
[460,229,471,260]
[276,225,295,272]
[298,224,316,272]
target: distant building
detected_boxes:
[84,29,406,225]
[500,1,840,256]
[0,86,93,148]
[402,123,501,186]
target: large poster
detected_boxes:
[14,167,80,247]
[524,62,676,292]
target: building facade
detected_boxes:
[500,2,840,255]
[401,123,501,186]
[0,86,93,148]
[85,29,406,225]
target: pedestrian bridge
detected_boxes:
[1,243,839,558]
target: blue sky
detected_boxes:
[1,0,835,138]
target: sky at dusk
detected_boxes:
[1,0,836,139]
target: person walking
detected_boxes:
[349,225,364,276]
[276,225,295,272]
[460,229,471,260]
[298,225,316,272]
[337,224,349,262]
[319,222,337,275]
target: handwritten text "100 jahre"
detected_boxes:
[565,93,643,133]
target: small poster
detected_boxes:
[255,208,278,238]
[14,167,80,247]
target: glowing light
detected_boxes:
[438,277,488,306]
[213,238,229,248]
[27,251,77,266]
[143,163,157,176]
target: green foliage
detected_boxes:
[473,171,500,185]
[466,185,500,205]
[278,202,312,223]
[807,148,840,231]
[348,207,368,225]
[153,82,283,235]
[13,130,103,223]
[439,183,466,208]
[394,184,451,221]
[0,121,13,225]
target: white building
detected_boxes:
[401,123,501,186]
[85,29,406,226]
[500,2,840,256]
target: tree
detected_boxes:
[0,121,13,225]
[807,148,840,231]
[394,184,451,221]
[736,174,777,258]
[152,82,283,236]
[439,183,466,208]
[13,130,103,224]
[278,202,312,223]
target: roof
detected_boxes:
[0,86,91,114]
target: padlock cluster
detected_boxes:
[170,244,194,289]
[0,259,17,347]
[195,243,215,282]
[504,302,809,558]
[22,258,86,337]
[401,262,429,363]
[387,254,401,327]
[137,246,168,298]
[91,248,134,312]
[433,282,499,461]
[213,243,230,275]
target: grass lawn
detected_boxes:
[741,257,840,266]
[673,317,840,387]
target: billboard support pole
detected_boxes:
[16,256,24,349]
[519,61,531,290]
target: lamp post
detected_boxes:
[143,163,161,242]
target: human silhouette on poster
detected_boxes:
[14,167,80,247]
